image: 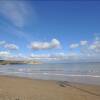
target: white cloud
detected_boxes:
[0,1,37,43]
[50,39,61,48]
[7,54,30,61]
[0,51,30,61]
[50,53,66,59]
[0,41,6,45]
[79,38,100,58]
[80,40,88,45]
[4,43,19,50]
[30,52,79,61]
[0,40,19,50]
[30,52,67,60]
[0,0,34,27]
[69,43,79,49]
[90,41,100,52]
[30,38,61,50]
[89,45,96,50]
[0,51,28,61]
[66,52,79,60]
[30,52,81,61]
[31,54,50,59]
[0,51,10,59]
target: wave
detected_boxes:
[43,73,100,78]
[0,70,100,78]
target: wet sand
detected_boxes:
[0,75,100,100]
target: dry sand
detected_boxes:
[0,75,100,100]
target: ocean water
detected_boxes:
[0,62,100,85]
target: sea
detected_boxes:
[0,62,100,85]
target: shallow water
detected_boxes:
[0,62,100,85]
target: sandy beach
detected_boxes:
[0,75,100,100]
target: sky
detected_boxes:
[0,0,100,61]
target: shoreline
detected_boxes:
[0,74,100,86]
[0,75,100,100]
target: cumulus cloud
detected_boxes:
[30,53,66,60]
[50,39,61,48]
[89,45,96,50]
[78,37,100,59]
[0,40,19,50]
[69,43,79,49]
[29,38,61,50]
[89,40,100,53]
[4,43,19,50]
[0,51,28,61]
[0,51,10,59]
[7,54,30,61]
[0,41,6,45]
[80,40,88,45]
[69,38,100,60]
[30,52,81,62]
[70,40,88,49]
[31,54,50,59]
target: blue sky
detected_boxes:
[0,0,100,61]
